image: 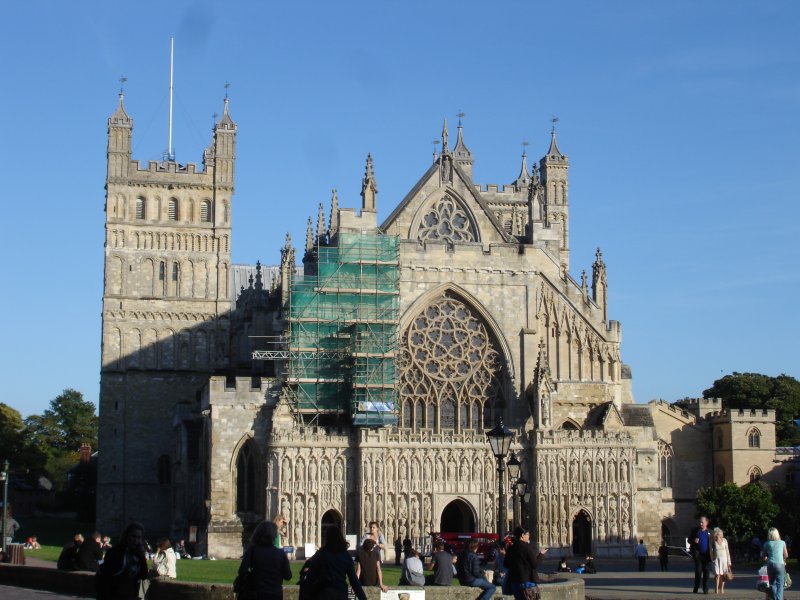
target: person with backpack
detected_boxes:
[235,521,291,600]
[457,539,496,600]
[299,526,366,600]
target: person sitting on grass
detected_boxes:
[24,535,41,550]
[400,547,426,586]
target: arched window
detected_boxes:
[136,197,146,220]
[236,443,256,513]
[471,401,481,430]
[157,455,171,485]
[402,399,412,428]
[459,402,469,431]
[441,399,455,429]
[748,466,762,483]
[658,440,674,488]
[201,200,211,222]
[414,400,424,430]
[426,403,435,429]
[748,428,761,448]
[168,198,178,221]
[560,420,579,431]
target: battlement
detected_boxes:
[707,407,775,423]
[114,159,216,187]
[648,399,696,422]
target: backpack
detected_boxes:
[298,551,329,600]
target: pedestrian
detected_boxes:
[558,557,572,572]
[361,521,386,561]
[456,538,496,600]
[690,515,713,594]
[57,534,84,570]
[634,539,648,571]
[173,538,189,558]
[354,538,389,592]
[3,508,20,546]
[428,539,454,587]
[750,534,763,561]
[272,513,288,549]
[76,531,104,572]
[400,547,425,586]
[394,537,403,566]
[658,543,669,571]
[95,523,148,600]
[311,526,367,600]
[761,527,788,600]
[235,521,291,600]
[24,535,41,550]
[504,527,548,600]
[710,527,731,595]
[492,537,510,592]
[151,538,177,579]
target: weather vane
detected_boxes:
[457,110,466,126]
[224,81,231,98]
[521,140,529,156]
[212,112,219,127]
[119,76,128,94]
[551,115,559,133]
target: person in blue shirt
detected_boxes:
[762,527,789,600]
[691,516,712,594]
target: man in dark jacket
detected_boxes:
[691,516,712,594]
[57,534,84,570]
[457,539,496,600]
[505,527,548,598]
[76,531,104,572]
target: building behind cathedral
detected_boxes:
[98,93,794,558]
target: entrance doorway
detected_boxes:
[572,510,592,556]
[440,499,476,532]
[320,509,342,547]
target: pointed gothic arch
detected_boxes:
[558,418,581,431]
[397,286,512,433]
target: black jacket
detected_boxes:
[76,537,104,572]
[505,540,544,584]
[57,541,81,570]
[238,545,292,600]
[95,545,148,600]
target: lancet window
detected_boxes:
[236,442,257,513]
[397,293,504,432]
[747,427,761,448]
[658,440,674,488]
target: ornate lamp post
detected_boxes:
[507,454,521,525]
[487,419,513,537]
[1,460,9,555]
[515,477,528,530]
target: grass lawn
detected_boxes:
[15,515,94,547]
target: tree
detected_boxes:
[703,373,800,446]
[24,389,98,488]
[695,482,778,542]
[0,402,47,477]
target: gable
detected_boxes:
[381,159,513,246]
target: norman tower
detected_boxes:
[98,92,236,536]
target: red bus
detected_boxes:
[431,531,500,562]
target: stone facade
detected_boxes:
[97,97,789,559]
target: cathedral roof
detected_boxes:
[621,404,655,428]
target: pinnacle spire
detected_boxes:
[305,217,314,252]
[361,153,378,211]
[316,202,326,240]
[254,260,264,290]
[328,188,339,238]
[441,117,449,152]
[453,112,473,172]
[546,119,565,159]
[513,143,531,190]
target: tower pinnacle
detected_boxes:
[361,153,378,211]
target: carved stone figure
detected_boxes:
[423,496,432,523]
[309,460,317,482]
[282,458,291,483]
[447,460,456,480]
[411,459,420,482]
[435,458,444,480]
[295,459,304,481]
[376,459,384,482]
[321,460,330,481]
[411,495,420,522]
[334,459,343,482]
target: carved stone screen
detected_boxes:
[397,294,503,430]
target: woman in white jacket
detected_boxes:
[711,528,731,595]
[152,538,177,579]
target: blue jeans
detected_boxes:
[468,576,496,600]
[768,562,785,600]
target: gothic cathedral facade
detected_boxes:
[98,95,785,559]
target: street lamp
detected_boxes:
[506,454,521,527]
[487,419,513,537]
[1,460,9,555]
[523,489,532,530]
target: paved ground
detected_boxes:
[567,556,799,599]
[0,586,88,599]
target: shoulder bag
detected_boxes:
[233,548,257,600]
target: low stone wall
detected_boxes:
[0,564,584,600]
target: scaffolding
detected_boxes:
[283,231,399,426]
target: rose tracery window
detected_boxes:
[416,196,476,246]
[397,295,504,432]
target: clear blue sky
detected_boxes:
[1,1,798,418]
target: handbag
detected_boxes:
[521,582,541,600]
[786,570,792,588]
[724,568,733,582]
[233,548,257,600]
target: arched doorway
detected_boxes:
[440,499,476,532]
[320,510,342,547]
[572,510,592,556]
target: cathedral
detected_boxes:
[98,92,788,559]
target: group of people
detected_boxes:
[690,516,789,599]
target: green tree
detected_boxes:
[695,482,778,541]
[0,402,47,477]
[703,373,800,446]
[23,389,98,488]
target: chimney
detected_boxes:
[79,443,92,463]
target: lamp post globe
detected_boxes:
[507,454,521,481]
[486,419,513,537]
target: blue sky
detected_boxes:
[1,1,798,418]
